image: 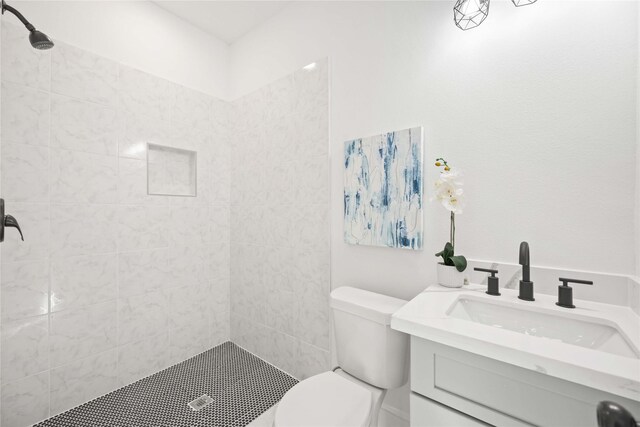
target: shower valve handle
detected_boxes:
[0,199,24,242]
[4,215,23,241]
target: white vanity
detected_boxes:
[391,285,640,427]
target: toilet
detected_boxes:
[274,287,409,427]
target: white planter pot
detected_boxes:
[436,263,468,288]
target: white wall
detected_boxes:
[5,1,229,99]
[230,0,639,301]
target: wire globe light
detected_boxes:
[453,0,490,31]
[512,0,537,7]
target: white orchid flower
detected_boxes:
[433,158,467,269]
[439,168,463,185]
[433,167,465,214]
[434,182,464,214]
[441,192,464,214]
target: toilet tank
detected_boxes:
[330,287,409,390]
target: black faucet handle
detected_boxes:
[474,267,498,276]
[4,215,23,241]
[474,267,500,296]
[559,277,593,286]
[0,198,24,242]
[557,277,593,309]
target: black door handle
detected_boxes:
[0,199,24,242]
[597,401,639,427]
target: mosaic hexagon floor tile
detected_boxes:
[35,342,297,427]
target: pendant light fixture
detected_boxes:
[512,0,537,6]
[453,0,490,30]
[454,0,537,31]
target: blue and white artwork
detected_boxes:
[344,127,423,250]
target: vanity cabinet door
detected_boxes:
[411,337,640,427]
[410,393,490,427]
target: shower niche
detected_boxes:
[147,143,197,197]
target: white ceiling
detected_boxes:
[154,1,290,44]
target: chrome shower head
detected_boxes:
[2,0,54,50]
[29,30,54,50]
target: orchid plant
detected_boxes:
[433,158,467,272]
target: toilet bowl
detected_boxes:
[274,369,382,427]
[274,287,409,427]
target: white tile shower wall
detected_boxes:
[0,22,231,427]
[230,59,331,381]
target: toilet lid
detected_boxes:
[275,371,372,427]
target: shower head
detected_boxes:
[1,0,54,50]
[28,30,54,50]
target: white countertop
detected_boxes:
[391,284,640,402]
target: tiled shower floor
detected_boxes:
[35,342,298,427]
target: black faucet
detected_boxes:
[556,277,593,308]
[518,242,534,301]
[474,267,500,296]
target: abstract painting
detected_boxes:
[344,127,423,250]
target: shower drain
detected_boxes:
[187,394,214,411]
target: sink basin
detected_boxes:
[392,286,640,402]
[447,296,640,359]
